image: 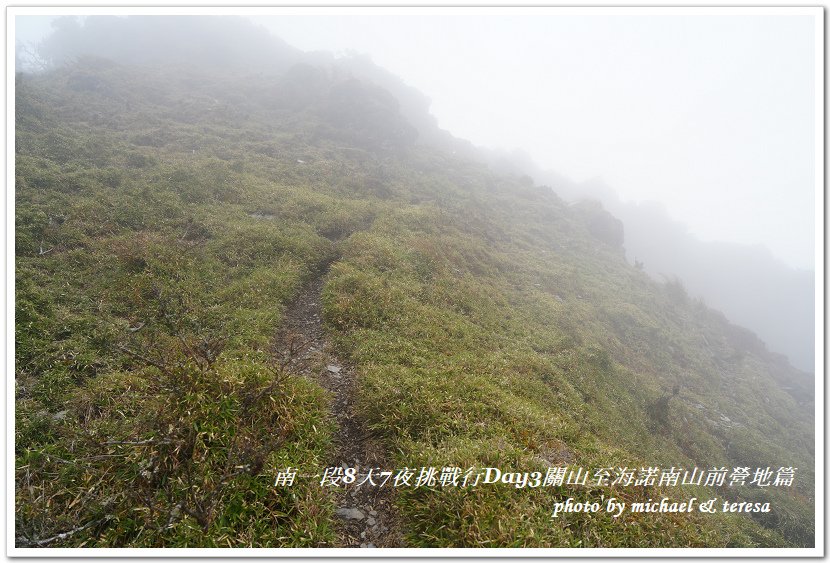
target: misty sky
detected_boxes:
[15,11,819,270]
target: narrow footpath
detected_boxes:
[274,271,404,548]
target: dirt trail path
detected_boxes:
[274,271,404,548]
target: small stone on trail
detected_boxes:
[335,507,365,521]
[369,510,378,517]
[367,516,376,526]
[326,364,342,374]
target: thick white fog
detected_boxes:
[253,12,818,272]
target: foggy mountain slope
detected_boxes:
[15,17,814,548]
[28,16,479,155]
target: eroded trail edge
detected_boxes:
[274,271,404,548]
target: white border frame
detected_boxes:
[5,5,824,559]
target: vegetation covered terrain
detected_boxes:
[14,17,814,549]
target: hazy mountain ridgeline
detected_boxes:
[597,190,814,375]
[618,199,814,375]
[483,151,816,375]
[35,15,306,72]
[15,16,814,548]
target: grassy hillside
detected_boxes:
[14,56,814,548]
